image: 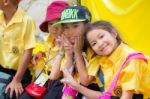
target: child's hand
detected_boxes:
[56,36,64,53]
[74,35,84,55]
[61,35,74,56]
[61,67,78,90]
[5,79,23,98]
[32,52,43,65]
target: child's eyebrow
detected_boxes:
[72,22,80,25]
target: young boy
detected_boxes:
[0,0,36,98]
[19,1,69,99]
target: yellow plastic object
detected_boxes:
[81,0,150,55]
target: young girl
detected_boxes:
[19,1,69,99]
[53,5,102,99]
[61,20,150,99]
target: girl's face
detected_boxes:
[87,28,118,56]
[63,22,86,45]
[48,19,63,39]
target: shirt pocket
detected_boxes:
[4,38,24,55]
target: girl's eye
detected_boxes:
[91,42,96,47]
[98,34,104,39]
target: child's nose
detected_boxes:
[52,27,57,32]
[98,40,103,48]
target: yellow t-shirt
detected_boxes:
[0,8,36,70]
[88,43,150,98]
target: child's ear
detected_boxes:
[111,29,118,38]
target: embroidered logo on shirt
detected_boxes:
[12,46,19,54]
[114,86,122,96]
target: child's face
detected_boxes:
[0,0,4,10]
[87,28,118,56]
[48,19,63,39]
[63,22,86,45]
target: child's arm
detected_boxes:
[50,35,74,80]
[75,52,94,86]
[120,90,134,99]
[61,34,74,72]
[32,51,45,65]
[74,36,94,86]
[5,48,33,98]
[61,68,102,99]
[50,52,64,80]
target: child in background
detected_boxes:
[61,20,150,99]
[19,1,69,99]
[0,0,36,98]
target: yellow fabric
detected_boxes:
[32,43,45,55]
[0,8,36,70]
[87,43,150,97]
[33,34,61,72]
[86,48,94,62]
[147,56,150,72]
[87,55,103,87]
[81,0,150,55]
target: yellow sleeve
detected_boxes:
[120,59,150,96]
[24,16,36,50]
[87,56,103,87]
[87,56,100,77]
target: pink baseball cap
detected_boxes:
[40,1,69,33]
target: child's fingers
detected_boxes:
[60,78,70,84]
[62,35,72,45]
[31,57,36,65]
[61,67,71,78]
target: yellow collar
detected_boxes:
[108,43,124,64]
[0,8,24,27]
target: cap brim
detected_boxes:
[53,19,86,27]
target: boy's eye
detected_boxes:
[48,23,53,26]
[63,26,68,29]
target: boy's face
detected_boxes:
[0,0,4,10]
[63,22,86,45]
[48,19,63,39]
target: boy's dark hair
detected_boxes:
[84,20,122,51]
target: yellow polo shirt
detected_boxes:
[88,43,150,97]
[0,8,36,70]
